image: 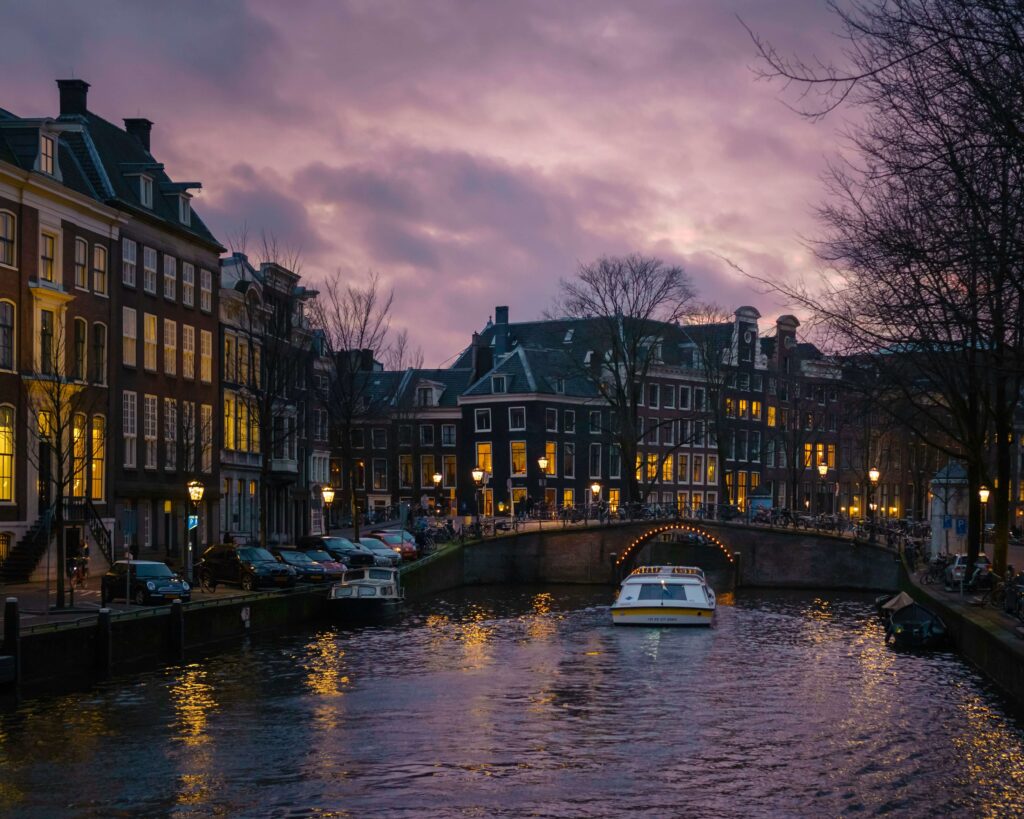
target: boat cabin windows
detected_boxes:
[635,583,701,602]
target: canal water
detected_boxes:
[2,587,1023,817]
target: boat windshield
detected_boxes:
[636,583,702,602]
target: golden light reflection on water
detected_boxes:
[953,693,1024,816]
[170,665,217,747]
[527,592,558,640]
[303,630,350,697]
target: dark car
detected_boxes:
[370,530,418,561]
[199,544,296,591]
[101,560,191,606]
[298,548,347,581]
[272,548,329,583]
[296,535,376,568]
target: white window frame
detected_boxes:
[182,324,195,379]
[143,246,157,293]
[122,307,137,368]
[508,406,526,431]
[474,408,491,432]
[140,174,153,208]
[163,254,176,300]
[143,394,158,469]
[74,238,88,289]
[163,319,176,376]
[122,238,137,286]
[143,312,157,371]
[122,391,137,468]
[164,398,177,471]
[200,330,212,383]
[200,268,212,312]
[182,262,195,307]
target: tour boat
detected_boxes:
[328,566,404,612]
[611,566,716,626]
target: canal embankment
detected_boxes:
[901,562,1024,709]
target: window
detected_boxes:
[511,441,526,475]
[238,340,249,385]
[182,325,195,379]
[545,408,557,432]
[69,413,87,497]
[179,195,191,225]
[39,309,54,375]
[662,456,674,483]
[92,245,107,294]
[564,410,576,433]
[90,416,105,500]
[443,454,457,488]
[0,405,12,501]
[589,443,601,478]
[351,428,364,448]
[609,445,621,478]
[200,404,212,472]
[441,424,456,447]
[475,442,493,473]
[182,262,195,306]
[554,378,565,394]
[143,394,157,469]
[544,441,556,475]
[40,233,55,282]
[751,400,762,421]
[767,406,777,427]
[238,400,250,451]
[163,255,176,300]
[678,453,689,484]
[739,399,748,419]
[370,458,387,491]
[491,375,506,394]
[563,488,574,509]
[74,238,88,288]
[143,247,157,293]
[164,399,177,470]
[398,425,412,447]
[679,386,690,410]
[122,391,137,468]
[372,428,387,449]
[40,134,55,175]
[141,313,156,371]
[182,402,195,471]
[707,455,718,484]
[73,318,87,380]
[750,432,761,463]
[224,335,236,383]
[589,410,601,434]
[416,386,433,407]
[0,302,13,370]
[474,408,491,432]
[163,319,176,376]
[122,238,137,286]
[0,211,14,266]
[419,455,435,488]
[692,454,704,484]
[420,425,434,446]
[399,454,413,488]
[693,388,704,411]
[200,330,212,383]
[508,407,526,431]
[200,268,212,312]
[139,175,153,208]
[647,383,659,408]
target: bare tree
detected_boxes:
[314,271,395,542]
[551,254,696,507]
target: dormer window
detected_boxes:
[179,194,191,226]
[416,386,434,407]
[139,175,153,208]
[563,329,574,343]
[554,377,565,394]
[39,135,55,175]
[492,375,506,394]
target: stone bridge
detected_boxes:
[401,520,901,599]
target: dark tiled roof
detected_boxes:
[463,346,601,398]
[395,368,474,408]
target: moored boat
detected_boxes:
[328,567,404,612]
[883,594,947,649]
[611,566,716,626]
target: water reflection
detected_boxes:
[0,586,1023,817]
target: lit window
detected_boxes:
[122,307,137,367]
[0,405,12,501]
[122,238,137,286]
[39,233,56,282]
[143,313,157,371]
[200,330,212,383]
[92,244,107,294]
[90,416,105,500]
[475,442,492,473]
[0,212,15,266]
[163,319,176,376]
[72,413,87,497]
[74,239,88,288]
[39,135,55,175]
[182,325,195,379]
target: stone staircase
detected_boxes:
[0,508,54,584]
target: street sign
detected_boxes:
[188,514,199,531]
[943,515,952,530]
[955,518,967,536]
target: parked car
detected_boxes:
[944,553,992,588]
[370,529,418,561]
[296,535,376,568]
[101,560,191,606]
[198,544,296,591]
[357,537,402,567]
[298,548,347,581]
[271,548,329,583]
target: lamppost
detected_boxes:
[432,471,443,517]
[817,462,829,517]
[186,480,204,582]
[979,485,990,560]
[321,484,335,534]
[868,466,880,543]
[352,458,364,543]
[537,455,549,531]
[591,481,602,524]
[472,466,484,529]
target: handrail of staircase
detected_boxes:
[84,499,114,565]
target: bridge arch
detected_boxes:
[614,522,736,573]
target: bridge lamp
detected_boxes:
[817,462,828,479]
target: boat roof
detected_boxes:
[625,566,705,582]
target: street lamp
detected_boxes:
[817,462,829,517]
[979,485,990,560]
[472,466,485,529]
[186,480,205,581]
[537,455,549,531]
[591,481,602,525]
[868,466,880,543]
[321,484,335,534]
[432,471,443,516]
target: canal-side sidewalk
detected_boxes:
[904,563,1024,708]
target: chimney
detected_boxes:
[360,348,375,372]
[123,118,153,152]
[56,79,90,116]
[470,332,493,381]
[494,305,509,355]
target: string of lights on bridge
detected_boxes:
[614,523,736,569]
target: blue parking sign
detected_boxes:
[943,515,952,530]
[955,518,967,536]
[188,514,199,531]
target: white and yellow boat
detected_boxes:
[610,566,716,626]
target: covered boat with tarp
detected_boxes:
[882,593,947,649]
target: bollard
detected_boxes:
[3,597,20,691]
[732,551,742,590]
[169,599,185,663]
[96,608,112,678]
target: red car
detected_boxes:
[370,530,418,560]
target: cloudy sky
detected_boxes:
[1,0,844,365]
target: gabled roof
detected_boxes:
[463,346,601,398]
[394,367,474,408]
